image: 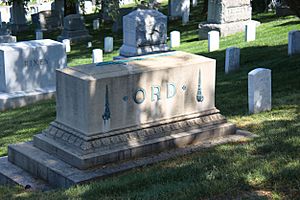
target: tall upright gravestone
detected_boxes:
[199,0,260,39]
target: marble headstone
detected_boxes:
[104,37,113,53]
[119,9,169,57]
[92,49,103,63]
[245,22,256,42]
[170,31,180,48]
[225,47,240,74]
[208,31,219,52]
[288,30,300,56]
[248,68,272,114]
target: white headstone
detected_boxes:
[93,18,99,30]
[62,39,71,53]
[104,37,113,53]
[248,68,272,114]
[245,22,256,42]
[225,47,240,74]
[170,31,180,48]
[87,41,93,48]
[92,49,103,63]
[288,30,300,56]
[208,31,219,52]
[192,0,197,7]
[35,30,43,40]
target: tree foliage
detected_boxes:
[285,0,300,17]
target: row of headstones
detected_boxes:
[208,22,257,52]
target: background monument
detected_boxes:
[199,0,260,39]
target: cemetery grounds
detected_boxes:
[0,2,299,199]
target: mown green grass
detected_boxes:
[0,2,299,199]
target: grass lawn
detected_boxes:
[0,2,299,199]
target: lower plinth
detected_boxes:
[0,87,55,111]
[198,20,261,39]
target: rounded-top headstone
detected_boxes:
[119,9,169,57]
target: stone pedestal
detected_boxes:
[199,0,260,39]
[57,14,92,43]
[0,51,244,188]
[119,9,169,57]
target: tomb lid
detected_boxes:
[62,51,214,79]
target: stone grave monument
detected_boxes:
[248,68,272,114]
[0,23,16,43]
[57,14,92,43]
[168,0,190,20]
[288,30,300,56]
[31,10,62,31]
[119,9,169,57]
[0,39,66,110]
[0,51,250,188]
[198,0,260,39]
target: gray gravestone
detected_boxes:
[0,22,16,43]
[168,0,190,19]
[248,68,272,114]
[225,47,240,74]
[199,0,260,39]
[10,1,28,32]
[119,9,169,57]
[31,10,62,31]
[288,30,300,56]
[57,14,92,43]
[0,39,66,110]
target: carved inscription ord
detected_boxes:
[133,83,177,104]
[24,59,49,68]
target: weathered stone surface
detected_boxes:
[199,0,260,39]
[208,31,219,52]
[248,68,272,114]
[207,0,251,24]
[288,30,300,56]
[225,47,240,74]
[119,9,169,57]
[57,14,92,43]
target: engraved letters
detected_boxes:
[24,59,48,68]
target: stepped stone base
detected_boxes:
[0,87,55,111]
[1,130,256,189]
[198,20,260,39]
[33,109,233,169]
